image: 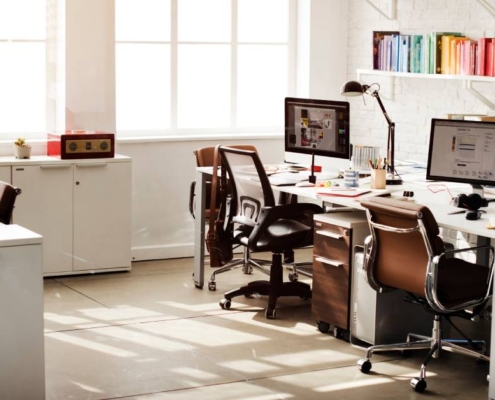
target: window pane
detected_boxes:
[116,0,170,42]
[0,0,46,40]
[238,0,288,43]
[116,44,170,130]
[178,44,230,129]
[178,0,230,42]
[0,43,45,133]
[237,45,287,127]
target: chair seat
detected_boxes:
[238,219,312,253]
[438,258,490,306]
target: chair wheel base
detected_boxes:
[410,377,427,392]
[357,359,372,373]
[219,299,231,309]
[288,272,298,282]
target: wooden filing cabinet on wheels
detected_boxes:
[312,212,369,340]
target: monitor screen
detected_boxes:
[284,97,350,164]
[426,118,495,187]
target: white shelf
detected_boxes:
[357,69,495,109]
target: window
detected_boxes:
[0,0,46,138]
[115,0,295,137]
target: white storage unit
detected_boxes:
[11,155,132,276]
[0,224,44,400]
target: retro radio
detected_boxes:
[47,131,115,159]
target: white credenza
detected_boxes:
[9,155,132,276]
[0,224,44,400]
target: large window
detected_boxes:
[0,0,46,138]
[115,0,295,137]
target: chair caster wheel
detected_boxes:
[410,378,427,392]
[357,359,372,373]
[219,299,231,309]
[317,321,330,333]
[333,327,350,342]
[208,281,216,291]
[265,308,276,319]
[288,272,298,282]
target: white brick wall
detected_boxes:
[346,0,495,248]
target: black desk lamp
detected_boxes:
[340,80,403,185]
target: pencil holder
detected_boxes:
[371,169,386,189]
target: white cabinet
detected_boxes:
[0,225,44,400]
[0,165,11,183]
[12,157,131,276]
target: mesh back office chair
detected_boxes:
[189,145,271,290]
[217,146,323,318]
[357,197,493,392]
[0,181,22,224]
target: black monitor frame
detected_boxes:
[284,97,350,161]
[426,118,495,188]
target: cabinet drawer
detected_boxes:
[313,221,351,264]
[312,256,351,329]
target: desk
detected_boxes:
[193,167,495,399]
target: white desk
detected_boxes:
[193,167,495,399]
[0,224,44,400]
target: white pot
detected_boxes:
[14,145,32,159]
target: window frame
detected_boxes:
[115,0,297,139]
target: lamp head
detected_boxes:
[340,80,367,97]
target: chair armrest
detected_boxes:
[189,181,196,219]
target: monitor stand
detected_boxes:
[471,184,484,197]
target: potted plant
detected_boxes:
[14,138,32,159]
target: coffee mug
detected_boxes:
[343,169,359,187]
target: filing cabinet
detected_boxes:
[312,212,369,340]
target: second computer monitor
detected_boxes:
[426,118,495,188]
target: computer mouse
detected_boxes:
[295,181,315,187]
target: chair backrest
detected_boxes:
[0,181,21,225]
[359,197,445,297]
[219,146,275,227]
[189,145,258,220]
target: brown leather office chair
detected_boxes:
[217,146,323,318]
[0,181,22,224]
[357,197,493,392]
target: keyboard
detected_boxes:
[268,172,310,186]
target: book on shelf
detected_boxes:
[372,31,400,70]
[432,32,462,74]
[410,35,423,73]
[399,35,411,72]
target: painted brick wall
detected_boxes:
[346,0,495,250]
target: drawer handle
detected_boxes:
[315,256,344,267]
[75,163,108,168]
[40,165,72,169]
[316,230,344,240]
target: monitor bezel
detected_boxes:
[426,118,495,187]
[284,97,350,160]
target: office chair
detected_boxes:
[0,181,22,224]
[189,145,271,289]
[357,197,493,392]
[217,146,323,318]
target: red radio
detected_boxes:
[47,131,115,159]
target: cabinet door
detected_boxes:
[12,165,73,274]
[73,161,131,271]
[0,166,11,184]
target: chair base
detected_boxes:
[218,253,312,319]
[357,315,489,392]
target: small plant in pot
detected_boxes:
[14,138,32,159]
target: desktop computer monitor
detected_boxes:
[426,118,495,191]
[284,97,350,174]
